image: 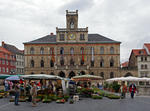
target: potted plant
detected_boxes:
[69,99,74,104]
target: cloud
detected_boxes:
[0,0,150,62]
[58,0,95,14]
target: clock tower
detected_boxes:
[56,10,88,42]
[66,10,78,30]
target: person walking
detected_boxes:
[30,81,37,107]
[120,82,127,99]
[4,80,9,91]
[14,82,20,105]
[129,83,136,99]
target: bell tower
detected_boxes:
[66,10,78,30]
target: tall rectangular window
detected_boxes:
[60,34,65,41]
[2,60,5,64]
[80,34,85,40]
[3,67,5,72]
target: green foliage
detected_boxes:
[77,88,94,97]
[0,95,3,99]
[42,98,52,103]
[93,88,105,96]
[104,82,109,89]
[0,90,4,93]
[105,93,120,99]
[112,82,120,93]
[64,95,70,101]
[69,99,74,104]
[92,95,103,99]
[108,84,113,89]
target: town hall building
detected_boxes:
[24,10,121,79]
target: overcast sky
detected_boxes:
[0,0,150,62]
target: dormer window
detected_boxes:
[80,34,85,40]
[139,50,143,54]
[60,34,65,41]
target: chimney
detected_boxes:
[2,41,5,47]
[50,32,54,35]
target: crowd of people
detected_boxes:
[4,80,42,107]
[2,79,137,107]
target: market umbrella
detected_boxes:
[72,74,102,81]
[21,74,62,80]
[6,75,20,81]
[0,74,11,79]
[106,76,150,82]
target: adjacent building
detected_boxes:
[129,43,150,77]
[0,47,16,74]
[24,10,121,79]
[2,42,24,74]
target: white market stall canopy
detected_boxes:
[21,74,62,80]
[72,74,102,81]
[106,76,150,82]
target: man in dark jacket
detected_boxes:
[14,82,20,105]
[129,83,136,99]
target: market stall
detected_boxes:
[106,76,150,95]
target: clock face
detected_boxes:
[69,34,76,40]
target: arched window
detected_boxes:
[41,72,44,74]
[110,72,114,78]
[110,47,114,54]
[50,72,54,75]
[59,71,65,78]
[110,59,114,67]
[30,60,34,68]
[50,48,54,55]
[31,72,34,74]
[80,71,85,75]
[90,72,94,75]
[100,72,104,78]
[70,47,74,55]
[100,59,104,67]
[50,60,54,67]
[100,47,104,54]
[68,71,76,78]
[41,60,44,67]
[60,47,64,55]
[40,47,44,54]
[30,47,34,54]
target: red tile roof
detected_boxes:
[121,61,129,67]
[144,43,150,53]
[0,47,11,54]
[0,47,12,59]
[132,49,147,56]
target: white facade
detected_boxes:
[16,54,24,74]
[137,56,150,77]
[138,44,150,77]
